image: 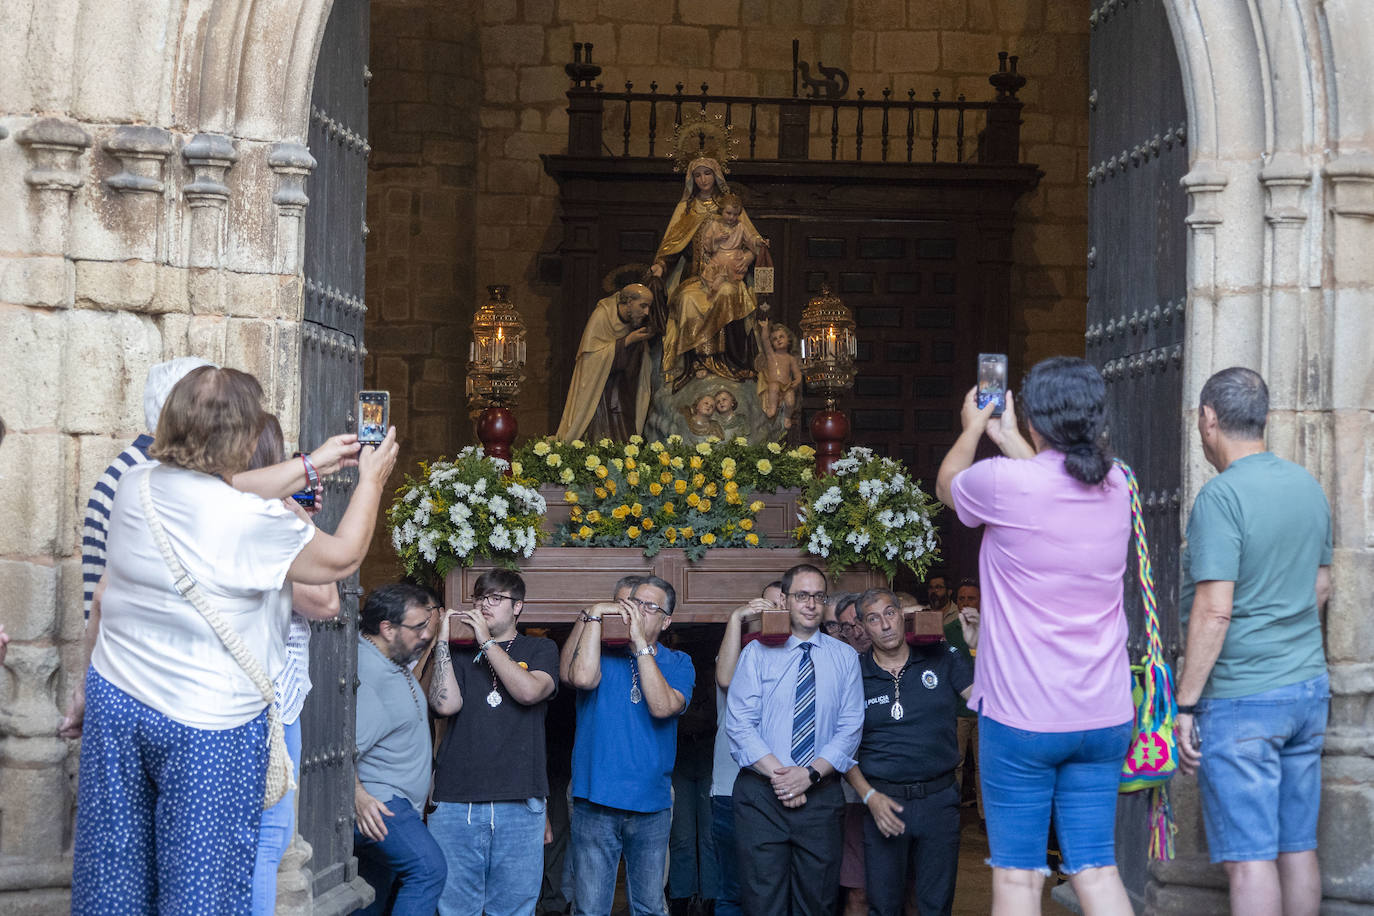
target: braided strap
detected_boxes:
[139,471,295,809]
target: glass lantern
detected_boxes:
[798,283,858,407]
[466,284,528,409]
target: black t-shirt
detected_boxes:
[433,634,560,803]
[857,642,974,784]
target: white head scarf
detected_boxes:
[143,357,217,432]
[680,157,728,201]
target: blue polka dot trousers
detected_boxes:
[72,667,269,915]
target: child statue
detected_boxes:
[757,321,802,425]
[681,393,725,439]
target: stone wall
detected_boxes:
[465,0,1093,439]
[361,0,483,590]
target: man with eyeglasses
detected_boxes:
[842,587,977,916]
[725,564,863,916]
[565,575,696,916]
[425,569,559,916]
[354,583,447,916]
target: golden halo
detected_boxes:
[670,107,738,172]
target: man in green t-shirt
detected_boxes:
[1177,367,1332,916]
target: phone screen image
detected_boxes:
[977,353,1008,417]
[290,452,316,508]
[358,391,389,445]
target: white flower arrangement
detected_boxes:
[387,446,546,580]
[795,448,942,580]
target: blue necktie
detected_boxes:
[791,642,816,766]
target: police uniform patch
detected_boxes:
[921,669,938,689]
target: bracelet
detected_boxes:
[862,788,876,805]
[301,453,320,489]
[479,638,497,653]
[582,612,602,623]
[1176,703,1197,715]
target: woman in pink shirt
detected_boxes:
[936,357,1133,916]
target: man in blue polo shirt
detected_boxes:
[565,575,696,916]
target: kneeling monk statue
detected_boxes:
[556,283,656,443]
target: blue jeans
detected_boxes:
[979,714,1133,874]
[429,798,547,916]
[709,795,742,916]
[251,717,302,915]
[668,771,718,899]
[352,796,447,916]
[571,798,671,916]
[1196,672,1329,863]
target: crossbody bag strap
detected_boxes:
[138,470,275,706]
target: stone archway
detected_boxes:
[1144,2,1374,911]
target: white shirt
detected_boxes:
[92,463,314,729]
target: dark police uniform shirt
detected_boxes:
[857,642,974,784]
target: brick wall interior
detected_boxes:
[362,0,1092,588]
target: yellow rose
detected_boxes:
[586,510,602,523]
[727,493,742,505]
[687,493,701,508]
[665,525,676,542]
[734,436,748,446]
[797,445,816,458]
[643,517,654,529]
[595,465,609,479]
[701,532,716,545]
[691,473,705,489]
[625,456,637,470]
[624,444,640,457]
[679,526,694,539]
[631,503,643,517]
[612,505,629,520]
[611,458,624,471]
[704,482,718,497]
[627,471,640,486]
[699,498,712,512]
[756,459,773,474]
[565,490,579,504]
[533,441,551,456]
[740,518,753,531]
[594,486,608,499]
[649,482,663,496]
[746,532,760,546]
[511,460,523,477]
[571,507,584,520]
[578,525,593,539]
[667,435,683,446]
[598,438,612,449]
[749,500,765,513]
[663,502,676,516]
[571,440,585,449]
[649,440,664,452]
[659,452,672,466]
[689,455,703,469]
[630,435,644,445]
[721,457,736,476]
[670,456,685,469]
[674,479,688,494]
[724,480,739,494]
[660,470,674,485]
[560,467,575,483]
[547,453,562,467]
[696,441,713,456]
[768,442,783,454]
[605,479,616,495]
[585,454,601,470]
[627,526,641,539]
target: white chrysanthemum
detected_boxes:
[489,525,512,550]
[391,528,405,551]
[845,529,870,550]
[813,486,843,513]
[830,457,860,476]
[858,479,884,506]
[404,487,421,503]
[488,495,509,518]
[449,503,471,524]
[474,477,488,493]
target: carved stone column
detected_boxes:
[104,126,175,262]
[182,133,238,268]
[1258,154,1314,461]
[13,118,90,307]
[268,142,317,276]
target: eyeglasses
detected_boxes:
[631,597,669,616]
[424,604,443,613]
[473,593,514,607]
[839,619,864,633]
[820,620,842,635]
[394,619,430,634]
[787,591,828,605]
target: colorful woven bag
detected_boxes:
[1115,459,1178,860]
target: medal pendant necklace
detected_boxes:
[883,654,912,721]
[483,637,518,708]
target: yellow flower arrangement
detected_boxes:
[687,493,701,508]
[595,465,609,479]
[606,480,617,495]
[533,441,551,456]
[696,441,713,455]
[625,457,637,470]
[701,532,716,545]
[670,456,685,469]
[560,467,575,483]
[659,452,671,466]
[624,444,640,457]
[679,526,694,539]
[704,482,718,497]
[665,526,677,543]
[756,459,773,474]
[578,525,593,539]
[690,455,704,470]
[585,454,601,470]
[660,470,673,485]
[594,486,607,499]
[631,503,643,517]
[721,457,736,478]
[768,442,783,454]
[699,498,712,512]
[692,473,706,489]
[611,458,624,471]
[612,505,630,520]
[627,470,640,486]
[663,502,676,516]
[746,533,760,546]
[643,517,655,529]
[586,510,602,523]
[739,518,753,530]
[750,500,765,513]
[565,490,579,504]
[627,526,641,538]
[547,453,562,467]
[649,482,663,496]
[511,461,523,477]
[674,479,688,494]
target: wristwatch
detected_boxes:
[581,611,602,623]
[634,645,656,657]
[806,765,821,786]
[1176,704,1197,715]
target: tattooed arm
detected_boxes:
[428,612,463,716]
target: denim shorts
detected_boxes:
[1196,672,1329,863]
[978,714,1133,874]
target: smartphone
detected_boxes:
[357,390,389,446]
[289,451,316,509]
[976,353,1008,417]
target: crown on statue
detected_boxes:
[669,107,738,172]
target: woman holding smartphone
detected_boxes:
[936,357,1134,916]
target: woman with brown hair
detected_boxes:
[70,366,398,915]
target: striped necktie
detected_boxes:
[791,642,816,766]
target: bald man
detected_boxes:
[556,283,656,443]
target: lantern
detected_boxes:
[467,285,527,465]
[798,283,858,474]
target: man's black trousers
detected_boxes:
[861,779,960,916]
[731,768,844,916]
